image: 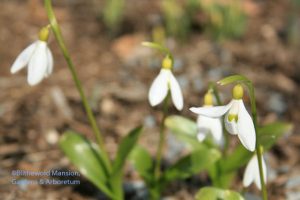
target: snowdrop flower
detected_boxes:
[190,84,256,151]
[243,154,267,190]
[10,26,53,86]
[148,55,183,110]
[196,92,223,145]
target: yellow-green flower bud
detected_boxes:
[162,55,172,70]
[204,92,213,106]
[232,84,244,100]
[228,114,238,122]
[38,26,50,42]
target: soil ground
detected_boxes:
[0,0,299,199]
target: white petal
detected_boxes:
[254,156,267,190]
[169,72,183,110]
[148,69,169,106]
[196,115,209,142]
[10,42,37,74]
[190,100,233,118]
[27,41,48,86]
[45,47,53,77]
[197,132,206,142]
[224,112,238,135]
[243,155,256,187]
[208,117,223,145]
[237,100,256,152]
[197,115,223,145]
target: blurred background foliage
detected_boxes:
[96,0,300,46]
[100,0,247,41]
[287,0,300,48]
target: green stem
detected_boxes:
[154,92,170,180]
[44,0,111,169]
[245,82,268,200]
[209,82,222,106]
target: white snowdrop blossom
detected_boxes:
[197,114,223,145]
[195,92,223,145]
[190,84,256,151]
[148,56,183,110]
[10,26,53,86]
[243,154,267,190]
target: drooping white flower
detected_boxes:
[190,84,256,151]
[243,154,267,190]
[195,92,223,145]
[10,26,53,86]
[197,114,223,145]
[148,56,183,110]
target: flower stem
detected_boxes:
[245,82,268,200]
[154,92,170,180]
[44,0,111,169]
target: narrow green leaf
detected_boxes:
[163,147,221,182]
[142,41,171,55]
[129,145,153,183]
[220,145,250,173]
[112,126,143,176]
[59,131,114,198]
[258,122,293,149]
[195,187,244,200]
[217,74,250,86]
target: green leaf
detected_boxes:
[59,131,114,198]
[258,122,293,149]
[165,115,201,148]
[112,126,143,176]
[195,187,244,200]
[220,145,250,173]
[208,162,235,188]
[165,115,198,137]
[217,74,250,86]
[142,41,171,55]
[129,145,153,183]
[163,146,221,182]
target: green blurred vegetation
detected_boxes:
[101,0,247,41]
[199,0,247,41]
[161,0,247,41]
[161,0,191,39]
[287,0,300,48]
[103,0,124,33]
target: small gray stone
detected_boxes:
[165,134,185,162]
[144,115,156,128]
[267,93,287,114]
[286,176,300,189]
[177,75,189,91]
[244,192,262,200]
[287,191,300,200]
[192,78,204,91]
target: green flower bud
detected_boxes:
[162,55,172,70]
[232,84,244,100]
[204,92,213,106]
[38,26,50,42]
